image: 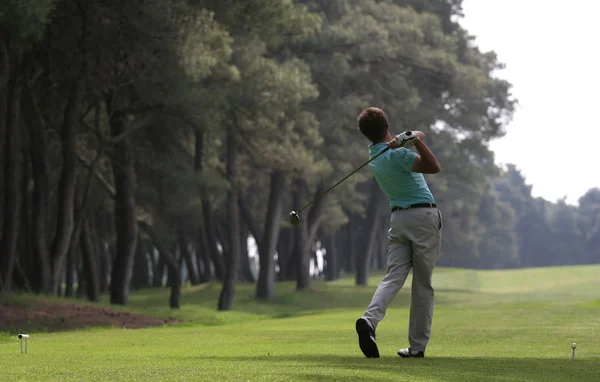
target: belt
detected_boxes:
[391,203,437,212]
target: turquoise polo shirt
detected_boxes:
[368,142,436,209]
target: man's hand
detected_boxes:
[388,131,424,149]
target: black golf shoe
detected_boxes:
[397,347,425,358]
[355,318,379,358]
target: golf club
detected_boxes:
[289,131,413,226]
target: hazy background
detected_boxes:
[461,0,600,205]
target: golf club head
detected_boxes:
[289,211,300,226]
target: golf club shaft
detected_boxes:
[296,146,392,214]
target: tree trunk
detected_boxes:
[138,221,180,308]
[237,193,263,282]
[23,87,52,293]
[202,207,224,279]
[0,32,10,249]
[94,214,110,294]
[196,229,212,282]
[256,171,284,300]
[66,176,87,298]
[108,104,138,305]
[370,240,377,270]
[218,127,241,311]
[216,225,229,262]
[339,224,350,275]
[377,220,388,271]
[334,230,343,279]
[277,228,293,281]
[99,241,109,294]
[99,240,112,293]
[18,127,33,289]
[12,258,32,292]
[12,124,30,295]
[147,244,157,281]
[153,251,165,287]
[193,130,211,283]
[275,229,286,281]
[167,253,182,307]
[76,264,87,299]
[355,180,386,285]
[285,243,297,281]
[293,179,311,290]
[132,235,150,290]
[239,220,253,282]
[293,179,328,290]
[171,243,182,286]
[345,216,359,274]
[325,232,338,281]
[65,246,76,298]
[179,231,200,285]
[50,72,85,293]
[80,216,100,302]
[0,54,22,291]
[195,129,224,280]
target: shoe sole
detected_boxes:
[397,351,425,358]
[356,319,380,358]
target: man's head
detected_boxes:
[357,107,389,143]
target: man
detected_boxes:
[355,107,443,359]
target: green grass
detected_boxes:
[1,265,600,381]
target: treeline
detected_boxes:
[478,166,600,270]
[328,165,600,278]
[0,0,597,310]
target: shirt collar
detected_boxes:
[369,142,388,156]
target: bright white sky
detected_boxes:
[460,0,600,205]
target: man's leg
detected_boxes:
[356,218,413,358]
[399,208,442,357]
[362,239,413,329]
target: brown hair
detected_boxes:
[357,107,389,143]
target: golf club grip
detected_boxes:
[297,146,391,214]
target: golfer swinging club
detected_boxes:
[355,107,443,359]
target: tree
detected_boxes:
[475,182,518,269]
[5,0,588,314]
[0,0,57,291]
[355,179,388,285]
[293,0,515,283]
[217,126,241,311]
[493,165,557,267]
[577,189,600,263]
[200,0,321,301]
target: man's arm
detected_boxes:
[388,130,441,174]
[411,133,441,174]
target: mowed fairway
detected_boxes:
[2,266,600,381]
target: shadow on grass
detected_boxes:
[196,354,600,381]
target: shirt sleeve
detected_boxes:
[390,148,417,172]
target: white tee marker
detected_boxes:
[18,334,29,354]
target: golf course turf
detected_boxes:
[1,266,599,381]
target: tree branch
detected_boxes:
[77,151,154,232]
[0,32,9,89]
[68,119,106,256]
[118,104,165,116]
[76,152,115,195]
